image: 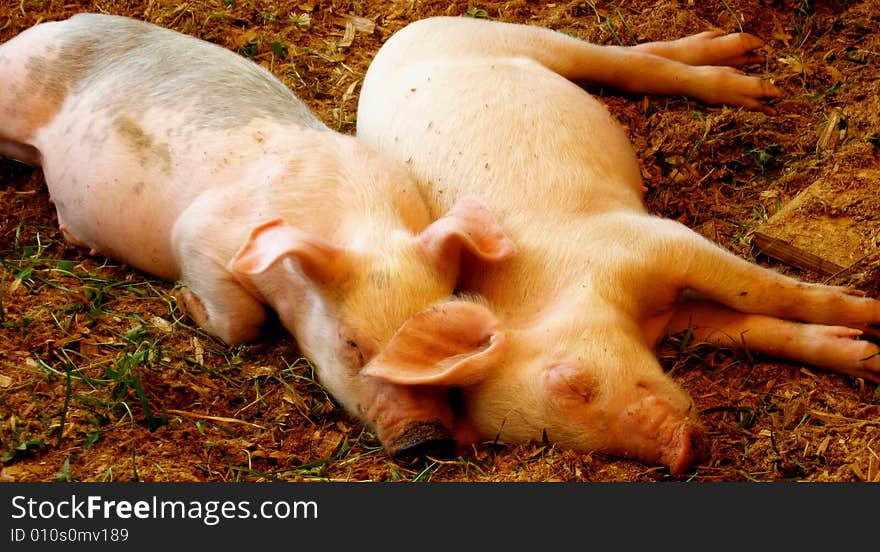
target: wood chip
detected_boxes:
[337,14,375,34]
[166,408,265,429]
[816,435,832,456]
[191,336,204,365]
[751,169,880,275]
[150,316,172,332]
[816,108,843,154]
[851,462,866,481]
[338,21,356,48]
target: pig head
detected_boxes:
[221,195,515,458]
[365,214,880,474]
[365,290,708,474]
[357,16,880,474]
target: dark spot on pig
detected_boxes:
[20,32,107,131]
[739,291,749,296]
[25,56,71,106]
[113,115,172,174]
[17,55,76,132]
[132,181,146,196]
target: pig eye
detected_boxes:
[343,336,366,368]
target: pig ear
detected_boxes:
[419,196,515,272]
[363,301,504,386]
[229,219,350,284]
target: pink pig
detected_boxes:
[0,13,515,459]
[356,17,880,474]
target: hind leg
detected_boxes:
[0,20,70,150]
[632,30,766,68]
[624,30,781,112]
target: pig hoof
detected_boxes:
[387,421,457,462]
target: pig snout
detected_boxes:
[664,421,710,476]
[385,421,457,462]
[353,378,457,462]
[615,394,709,476]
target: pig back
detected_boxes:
[25,14,329,279]
[41,14,324,132]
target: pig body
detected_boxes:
[0,14,515,459]
[357,17,880,474]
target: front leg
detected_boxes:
[171,206,268,345]
[173,283,266,344]
[666,298,880,382]
[684,244,880,331]
[632,216,880,331]
[174,267,268,345]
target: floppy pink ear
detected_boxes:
[363,300,505,386]
[228,219,350,284]
[418,196,515,272]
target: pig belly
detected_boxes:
[33,109,199,280]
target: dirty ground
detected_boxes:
[1,0,879,482]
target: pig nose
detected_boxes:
[664,422,710,476]
[386,421,457,462]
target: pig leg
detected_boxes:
[631,30,766,68]
[614,216,880,342]
[0,21,69,165]
[681,244,880,331]
[552,32,781,113]
[626,31,781,112]
[372,17,780,113]
[667,299,880,382]
[173,272,268,345]
[170,212,269,344]
[628,217,880,332]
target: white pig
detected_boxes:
[0,13,516,459]
[356,16,880,474]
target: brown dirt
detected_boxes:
[2,0,879,483]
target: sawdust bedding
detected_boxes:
[1,0,879,482]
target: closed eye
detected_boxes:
[345,337,365,367]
